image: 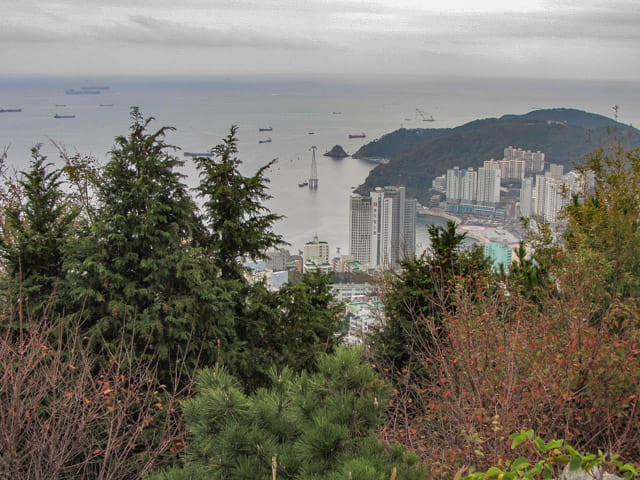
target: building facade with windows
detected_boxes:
[349,186,416,269]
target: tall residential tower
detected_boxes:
[349,186,416,269]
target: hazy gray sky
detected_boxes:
[2,0,638,79]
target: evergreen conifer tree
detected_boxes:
[151,347,425,480]
[370,221,492,372]
[71,108,235,384]
[0,145,77,318]
[195,125,284,280]
[228,272,344,391]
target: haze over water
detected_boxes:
[2,75,639,254]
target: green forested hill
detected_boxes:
[354,108,640,202]
[352,127,451,159]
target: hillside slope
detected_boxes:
[355,108,640,202]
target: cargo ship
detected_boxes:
[54,114,76,119]
[82,86,110,90]
[184,152,214,157]
[0,108,21,112]
[259,137,272,144]
[66,89,100,95]
[348,133,366,139]
[259,127,272,132]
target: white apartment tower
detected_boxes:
[477,166,501,204]
[446,167,476,202]
[549,163,564,181]
[459,168,477,202]
[446,167,461,201]
[349,187,416,269]
[348,196,372,265]
[520,177,534,218]
[504,146,544,175]
[533,173,566,223]
[542,178,566,223]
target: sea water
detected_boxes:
[1,75,639,253]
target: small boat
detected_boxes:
[259,126,272,132]
[184,152,214,157]
[0,108,21,113]
[99,104,114,107]
[348,133,366,139]
[298,181,309,187]
[308,132,315,135]
[55,104,66,107]
[259,137,272,144]
[332,112,342,115]
[54,114,75,118]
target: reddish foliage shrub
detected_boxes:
[0,314,185,479]
[377,256,640,477]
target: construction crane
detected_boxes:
[416,108,435,122]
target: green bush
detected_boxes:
[151,347,425,480]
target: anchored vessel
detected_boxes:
[66,89,100,95]
[184,152,215,157]
[348,133,366,139]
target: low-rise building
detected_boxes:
[484,242,513,273]
[344,301,382,345]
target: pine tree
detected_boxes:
[151,347,425,480]
[0,145,77,318]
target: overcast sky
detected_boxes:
[2,0,638,80]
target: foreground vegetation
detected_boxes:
[1,109,640,478]
[370,143,640,477]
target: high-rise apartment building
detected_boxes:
[349,187,416,269]
[446,167,476,202]
[504,146,545,175]
[477,166,501,204]
[446,167,461,201]
[531,173,567,223]
[520,177,534,217]
[348,195,372,265]
[459,168,477,202]
[549,163,564,180]
[432,174,447,192]
[542,177,566,223]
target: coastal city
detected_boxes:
[246,144,593,344]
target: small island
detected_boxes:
[323,144,349,158]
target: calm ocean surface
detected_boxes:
[2,75,639,254]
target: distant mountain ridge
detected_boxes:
[354,108,640,203]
